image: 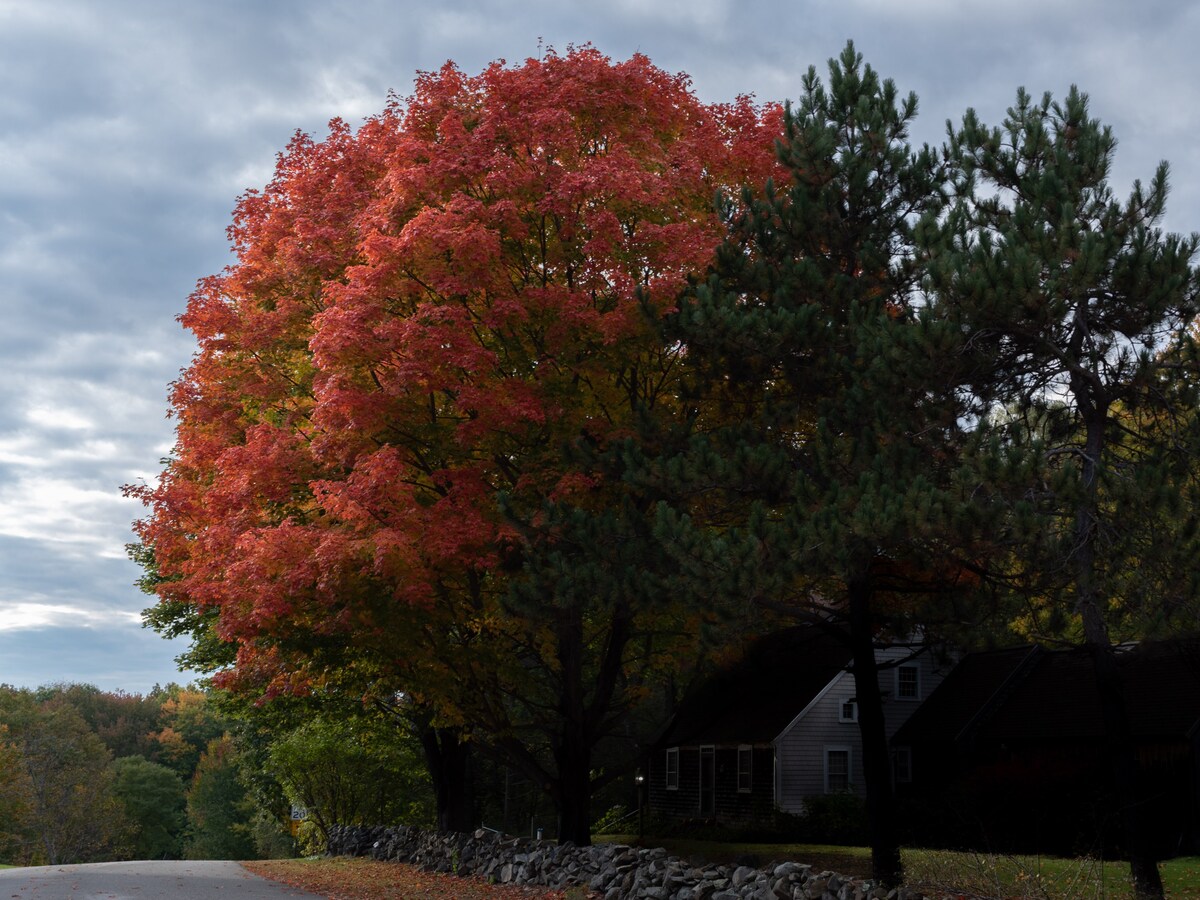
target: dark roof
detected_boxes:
[974,647,1103,742]
[892,645,1040,746]
[895,638,1200,748]
[655,626,850,747]
[1121,638,1200,737]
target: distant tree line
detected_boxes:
[0,682,436,865]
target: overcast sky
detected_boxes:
[1,0,1197,694]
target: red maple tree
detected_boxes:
[132,46,781,843]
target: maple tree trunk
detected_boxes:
[418,725,475,834]
[552,604,594,847]
[848,576,902,888]
[554,726,592,846]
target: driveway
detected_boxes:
[0,860,327,898]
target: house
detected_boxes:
[646,626,953,825]
[892,638,1200,855]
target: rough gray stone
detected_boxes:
[731,865,757,888]
[323,824,925,900]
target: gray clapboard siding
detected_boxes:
[774,646,951,814]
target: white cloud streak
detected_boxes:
[0,601,141,632]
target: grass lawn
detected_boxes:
[906,849,1200,898]
[597,834,1200,898]
[597,833,874,874]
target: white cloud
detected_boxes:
[0,331,183,561]
[0,475,131,556]
[0,600,140,632]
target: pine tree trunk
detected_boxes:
[848,576,903,887]
[419,725,475,834]
[1088,641,1164,899]
[1074,412,1163,899]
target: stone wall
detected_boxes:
[325,824,927,900]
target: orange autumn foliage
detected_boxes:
[131,47,781,712]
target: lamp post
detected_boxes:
[634,769,645,840]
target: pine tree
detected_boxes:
[933,85,1200,899]
[645,44,971,886]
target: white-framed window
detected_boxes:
[896,664,920,700]
[665,747,679,790]
[824,746,852,794]
[839,698,858,723]
[892,747,912,784]
[737,745,752,793]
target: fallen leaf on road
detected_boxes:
[245,857,571,899]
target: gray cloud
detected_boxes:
[0,621,196,694]
[0,0,1197,692]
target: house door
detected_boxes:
[699,745,715,816]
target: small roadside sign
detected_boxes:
[289,805,307,837]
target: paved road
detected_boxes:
[0,860,328,899]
